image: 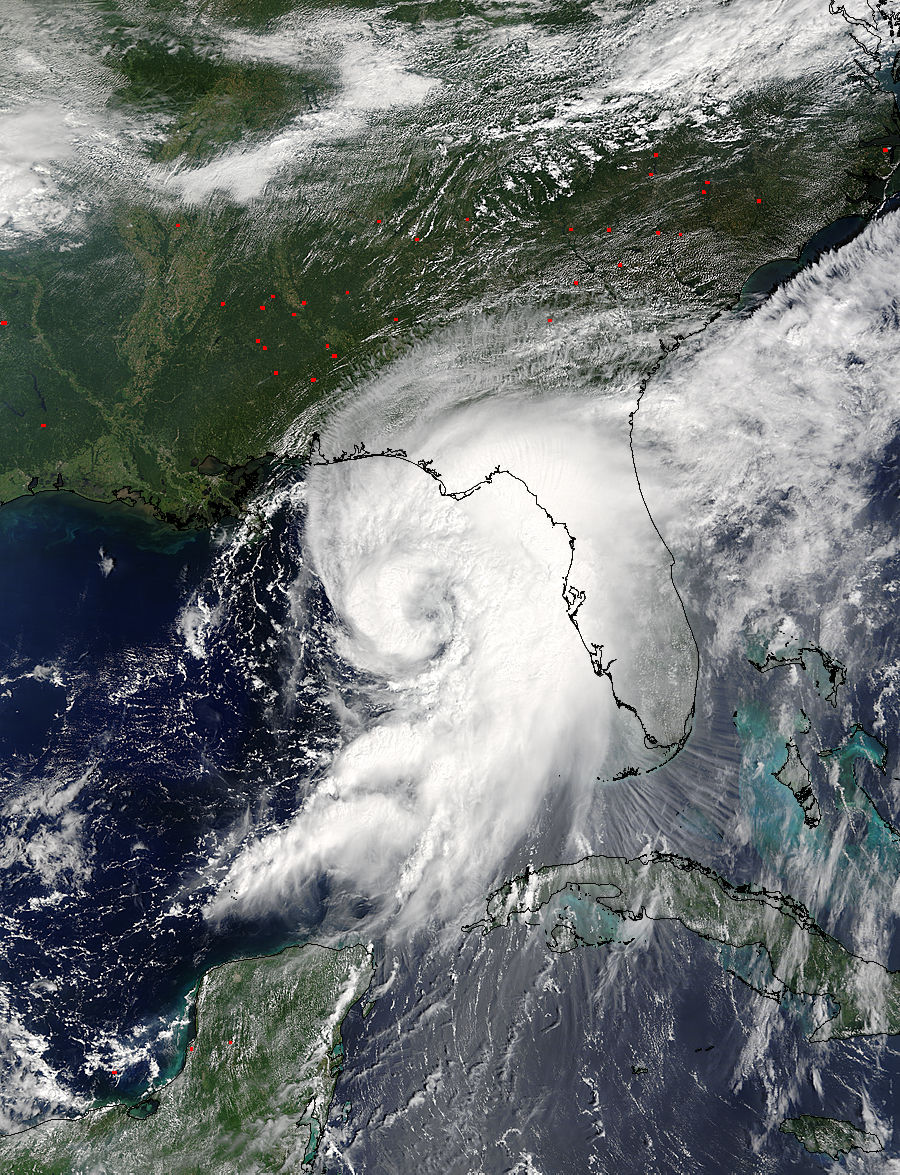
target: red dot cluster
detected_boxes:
[193,165,773,394]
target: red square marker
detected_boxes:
[40,422,46,428]
[0,320,7,325]
[220,301,225,306]
[568,227,573,232]
[270,293,275,298]
[606,227,611,232]
[311,376,317,382]
[547,317,553,323]
[260,305,265,310]
[655,230,661,235]
[273,370,278,375]
[262,345,267,350]
[393,317,398,321]
[617,262,622,267]
[256,338,260,343]
[649,171,654,177]
[345,290,350,295]
[573,279,579,285]
[653,152,658,157]
[756,198,762,203]
[292,312,297,316]
[301,300,307,306]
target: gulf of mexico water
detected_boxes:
[0,484,338,1123]
[3,390,900,1171]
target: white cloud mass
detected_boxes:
[203,201,900,939]
[204,340,696,932]
[636,209,900,668]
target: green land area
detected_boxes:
[0,943,373,1175]
[779,1115,883,1159]
[1,0,897,525]
[476,851,900,1043]
[748,638,848,707]
[773,738,820,827]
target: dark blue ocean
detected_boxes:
[2,455,900,1172]
[0,485,340,1117]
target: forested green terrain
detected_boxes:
[1,0,896,524]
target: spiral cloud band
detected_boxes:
[206,378,696,930]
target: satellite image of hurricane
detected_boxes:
[1,0,900,1171]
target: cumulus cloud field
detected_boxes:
[0,0,865,243]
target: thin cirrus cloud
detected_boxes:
[0,6,438,236]
[165,33,438,205]
[0,0,864,241]
[636,210,900,673]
